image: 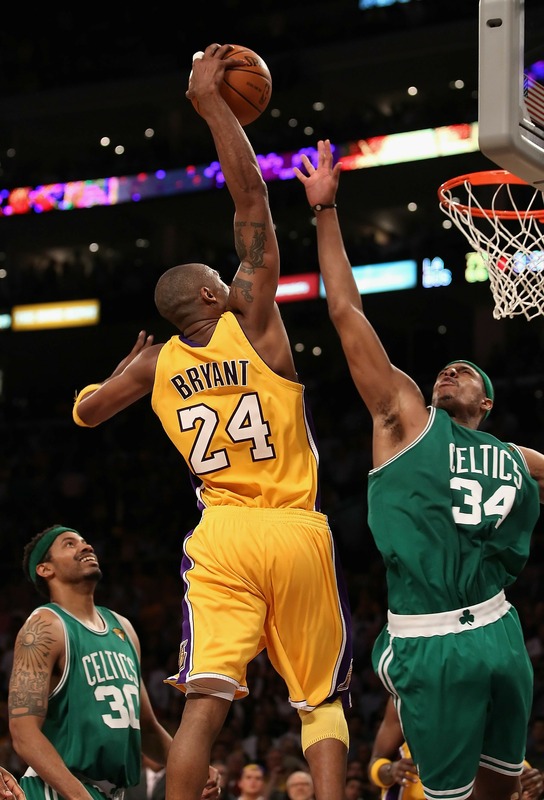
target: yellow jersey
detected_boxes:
[151,312,320,510]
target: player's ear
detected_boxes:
[482,397,493,416]
[36,562,53,580]
[200,286,217,304]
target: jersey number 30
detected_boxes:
[95,684,140,729]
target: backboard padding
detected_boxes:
[479,0,544,186]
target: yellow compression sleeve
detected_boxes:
[298,697,349,753]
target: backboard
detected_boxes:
[479,0,544,186]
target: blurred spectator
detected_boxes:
[346,760,366,781]
[346,754,375,800]
[125,754,166,800]
[343,777,367,800]
[242,713,276,762]
[238,764,266,800]
[263,747,299,800]
[224,749,249,799]
[345,712,369,762]
[285,771,314,800]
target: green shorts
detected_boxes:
[372,596,532,800]
[21,772,125,800]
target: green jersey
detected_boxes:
[368,406,540,614]
[37,603,142,787]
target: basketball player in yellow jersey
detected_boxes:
[72,43,353,800]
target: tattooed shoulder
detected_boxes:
[9,613,58,718]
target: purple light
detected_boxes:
[528,60,544,82]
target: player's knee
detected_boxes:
[298,697,349,754]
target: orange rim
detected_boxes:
[437,169,544,220]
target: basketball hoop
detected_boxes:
[438,169,544,320]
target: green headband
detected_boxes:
[29,526,79,585]
[444,360,494,419]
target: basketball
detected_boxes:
[192,45,272,127]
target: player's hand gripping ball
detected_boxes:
[192,45,272,126]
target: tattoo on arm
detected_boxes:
[231,276,254,304]
[9,617,56,718]
[247,225,265,270]
[235,221,266,274]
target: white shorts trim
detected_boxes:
[185,676,236,701]
[387,590,511,638]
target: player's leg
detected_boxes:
[473,770,521,800]
[474,608,533,800]
[299,700,349,800]
[166,693,231,800]
[304,735,347,800]
[166,509,268,800]
[264,510,352,800]
[375,631,483,799]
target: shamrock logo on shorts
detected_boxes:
[459,609,474,626]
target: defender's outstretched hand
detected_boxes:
[294,139,342,208]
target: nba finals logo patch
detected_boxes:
[113,627,126,641]
[178,640,188,671]
[338,659,353,691]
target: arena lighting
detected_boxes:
[359,0,411,8]
[4,253,482,333]
[275,273,320,303]
[319,260,417,297]
[0,123,479,216]
[422,256,452,288]
[11,300,100,331]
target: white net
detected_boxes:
[438,173,544,320]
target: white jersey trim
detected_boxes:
[369,406,435,475]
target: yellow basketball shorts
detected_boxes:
[166,506,352,710]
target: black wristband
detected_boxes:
[311,203,337,213]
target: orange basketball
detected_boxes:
[192,45,272,127]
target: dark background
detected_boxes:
[2,1,544,413]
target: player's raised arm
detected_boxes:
[187,45,283,343]
[294,140,427,461]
